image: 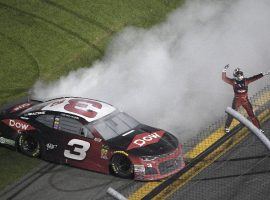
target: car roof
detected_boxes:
[38,97,117,123]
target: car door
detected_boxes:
[34,114,64,163]
[56,116,106,172]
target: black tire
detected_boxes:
[110,154,133,179]
[18,134,41,158]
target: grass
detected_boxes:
[0,147,41,190]
[0,0,184,191]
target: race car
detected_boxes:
[0,97,185,180]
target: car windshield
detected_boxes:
[90,112,139,140]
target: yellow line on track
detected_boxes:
[187,91,270,159]
[156,109,270,200]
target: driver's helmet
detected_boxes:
[233,68,244,81]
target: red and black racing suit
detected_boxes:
[222,71,264,128]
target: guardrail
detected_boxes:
[226,107,270,151]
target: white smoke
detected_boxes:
[33,0,270,140]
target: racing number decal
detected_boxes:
[64,99,102,118]
[64,139,90,161]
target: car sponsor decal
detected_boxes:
[127,131,165,150]
[134,165,145,179]
[134,165,145,173]
[2,119,35,132]
[46,143,58,150]
[60,113,79,120]
[146,163,153,168]
[101,145,109,159]
[0,137,15,146]
[10,103,32,113]
[53,117,60,129]
[26,111,45,116]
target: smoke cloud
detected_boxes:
[33,0,270,141]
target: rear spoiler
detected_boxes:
[27,89,67,103]
[0,90,45,115]
[27,89,45,103]
[28,97,44,104]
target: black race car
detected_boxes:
[0,97,185,180]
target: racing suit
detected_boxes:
[222,71,264,128]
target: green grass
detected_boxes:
[0,147,41,190]
[0,0,184,191]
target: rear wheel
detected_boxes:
[111,154,133,179]
[18,134,41,158]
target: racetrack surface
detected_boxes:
[2,124,270,200]
[167,120,270,200]
[0,161,143,200]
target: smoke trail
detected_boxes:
[33,0,270,140]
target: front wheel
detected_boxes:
[18,134,41,158]
[110,154,133,179]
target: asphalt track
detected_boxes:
[167,120,270,200]
[2,126,269,200]
[0,160,143,200]
[2,124,269,200]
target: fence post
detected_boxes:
[225,107,270,151]
[107,187,128,200]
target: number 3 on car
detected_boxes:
[64,139,90,161]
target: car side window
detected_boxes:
[55,116,83,136]
[81,126,94,139]
[36,115,55,128]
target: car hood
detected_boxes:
[107,125,179,156]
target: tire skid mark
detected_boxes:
[48,174,114,193]
[0,2,102,54]
[47,166,117,193]
[5,164,57,200]
[0,163,52,199]
[0,32,40,83]
[40,0,114,34]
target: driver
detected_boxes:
[222,65,269,133]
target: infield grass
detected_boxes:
[0,0,184,191]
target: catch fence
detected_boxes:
[128,85,270,200]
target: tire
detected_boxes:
[110,154,133,179]
[18,134,41,158]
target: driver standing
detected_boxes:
[222,64,269,133]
